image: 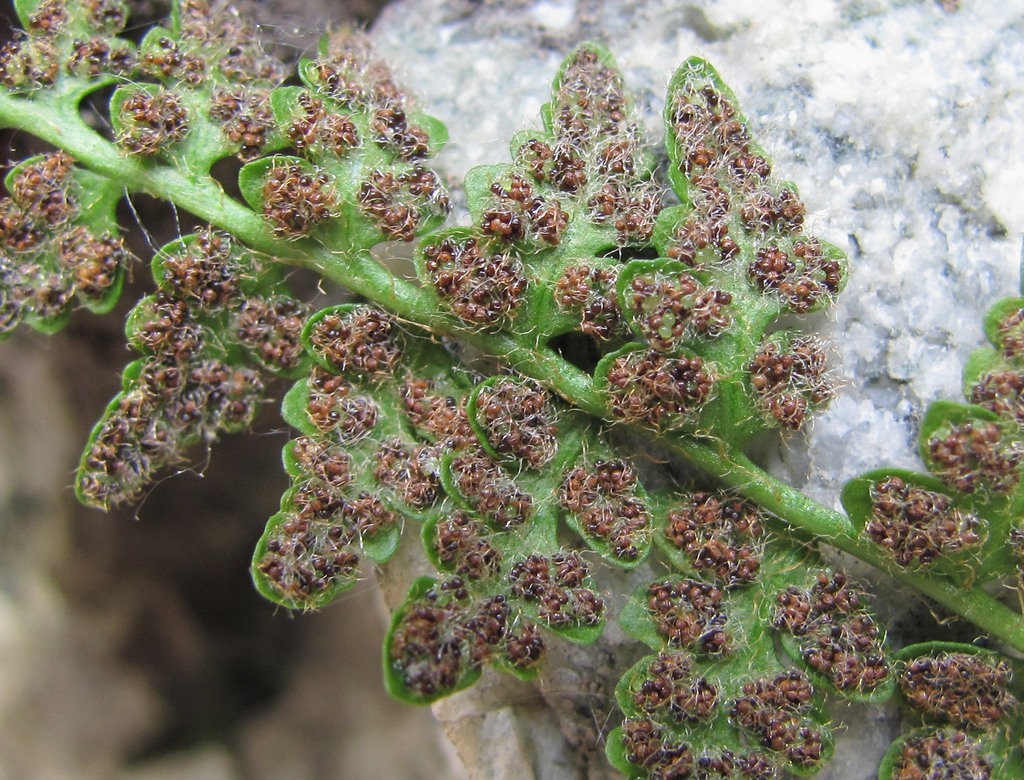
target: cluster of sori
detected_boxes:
[560,457,651,562]
[965,300,1024,588]
[862,475,984,567]
[117,1,451,242]
[595,213,980,772]
[407,47,845,446]
[662,74,841,311]
[254,304,407,607]
[113,0,287,163]
[0,151,129,335]
[728,671,825,772]
[384,368,639,699]
[10,0,452,244]
[416,45,659,333]
[248,306,620,698]
[833,282,1024,776]
[0,0,133,92]
[255,29,450,243]
[607,476,899,780]
[663,493,765,586]
[0,0,455,510]
[586,56,845,439]
[881,645,1021,780]
[772,571,890,695]
[77,228,309,509]
[843,295,1024,591]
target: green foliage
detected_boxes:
[0,1,1021,777]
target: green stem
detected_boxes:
[0,90,610,406]
[0,92,610,404]
[4,90,1022,653]
[0,91,284,254]
[683,445,1024,653]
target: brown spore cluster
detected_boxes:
[632,651,718,724]
[441,44,661,339]
[773,571,890,694]
[373,437,442,511]
[0,153,132,332]
[401,376,477,449]
[0,1,135,92]
[899,652,1013,728]
[287,92,360,157]
[432,511,502,580]
[604,348,714,428]
[148,0,288,160]
[257,306,419,606]
[561,458,650,561]
[389,579,479,698]
[554,263,623,340]
[116,87,190,156]
[0,32,58,91]
[10,151,77,227]
[79,299,264,508]
[925,419,1021,494]
[729,671,826,771]
[645,579,730,655]
[140,34,205,86]
[448,448,534,529]
[257,488,393,605]
[290,435,352,491]
[507,551,605,629]
[474,378,558,467]
[161,230,306,373]
[67,34,135,78]
[261,162,337,239]
[371,104,430,161]
[307,31,434,161]
[307,306,404,380]
[514,46,662,247]
[388,577,546,700]
[748,335,832,430]
[995,306,1024,358]
[866,476,983,567]
[358,167,450,242]
[614,716,696,777]
[620,718,694,780]
[232,296,310,373]
[667,71,843,312]
[56,227,127,302]
[304,366,379,441]
[891,729,993,780]
[691,751,776,779]
[78,228,298,509]
[628,267,733,351]
[481,173,570,246]
[209,87,276,162]
[971,369,1024,424]
[422,235,528,326]
[664,492,765,586]
[160,228,239,309]
[175,0,287,85]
